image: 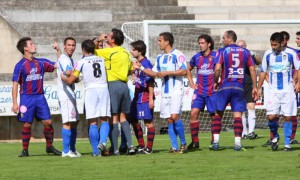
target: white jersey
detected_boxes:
[152,49,187,97]
[260,48,300,93]
[57,53,76,100]
[75,55,108,89]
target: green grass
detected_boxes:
[1,129,300,180]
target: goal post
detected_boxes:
[121,20,300,135]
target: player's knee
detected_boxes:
[23,122,32,128]
[43,119,52,126]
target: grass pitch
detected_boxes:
[1,129,300,180]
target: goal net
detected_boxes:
[121,20,300,136]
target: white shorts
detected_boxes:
[85,87,111,119]
[159,88,183,119]
[266,90,297,116]
[59,99,80,124]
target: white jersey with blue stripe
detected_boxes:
[57,53,76,101]
[152,49,187,97]
[260,48,300,92]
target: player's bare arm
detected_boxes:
[148,81,155,110]
[213,63,221,91]
[296,70,300,93]
[249,65,258,100]
[187,64,197,89]
[12,81,19,114]
[133,61,157,78]
[157,69,187,78]
[51,40,62,67]
[61,70,79,85]
[257,72,267,98]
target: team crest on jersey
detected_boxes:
[283,54,287,60]
[209,57,213,62]
[26,67,42,81]
[178,55,185,63]
[30,67,37,75]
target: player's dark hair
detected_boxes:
[111,28,124,46]
[225,30,237,42]
[296,31,300,36]
[280,31,290,41]
[64,37,76,45]
[270,32,284,43]
[130,40,147,56]
[16,37,31,54]
[159,32,174,47]
[81,39,95,54]
[198,34,214,50]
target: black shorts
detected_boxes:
[244,83,255,103]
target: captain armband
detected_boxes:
[73,70,80,77]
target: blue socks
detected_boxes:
[174,119,186,145]
[284,121,292,146]
[62,128,71,154]
[99,121,110,144]
[168,123,178,150]
[268,120,279,139]
[70,128,77,152]
[89,125,100,155]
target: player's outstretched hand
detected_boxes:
[51,40,60,51]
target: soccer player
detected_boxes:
[61,39,111,156]
[186,34,218,150]
[281,31,300,144]
[12,37,62,157]
[134,32,188,153]
[236,40,261,140]
[57,37,81,157]
[95,28,135,155]
[213,30,258,151]
[257,32,300,151]
[264,31,300,146]
[128,40,155,154]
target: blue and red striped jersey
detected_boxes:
[190,51,218,96]
[217,44,255,87]
[133,57,155,103]
[12,57,55,95]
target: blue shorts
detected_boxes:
[129,101,153,121]
[18,94,51,123]
[216,83,246,112]
[191,92,217,114]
